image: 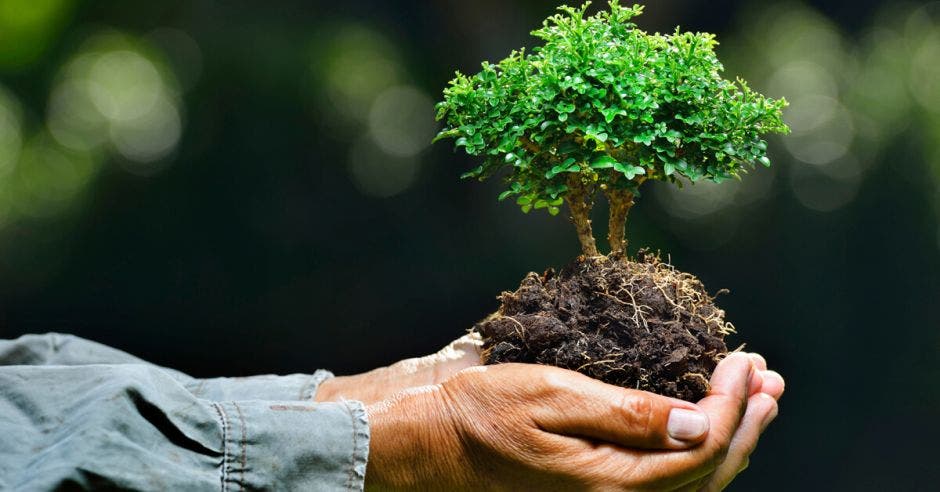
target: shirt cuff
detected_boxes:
[187,370,335,402]
[212,398,369,491]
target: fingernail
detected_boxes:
[668,408,709,441]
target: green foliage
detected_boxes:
[435,1,789,213]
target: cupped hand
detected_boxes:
[688,353,785,491]
[315,333,482,403]
[364,352,761,491]
[365,351,784,491]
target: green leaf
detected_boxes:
[601,107,626,123]
[548,206,561,216]
[556,141,580,154]
[633,132,654,146]
[460,166,483,179]
[545,158,579,179]
[614,162,646,180]
[434,1,789,222]
[590,155,618,169]
[498,190,513,201]
[433,128,461,143]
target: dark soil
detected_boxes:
[473,251,731,401]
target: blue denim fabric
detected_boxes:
[0,334,369,491]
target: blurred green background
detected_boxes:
[1,0,937,489]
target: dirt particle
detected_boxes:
[474,251,732,401]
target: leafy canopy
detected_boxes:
[434,1,789,216]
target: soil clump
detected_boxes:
[474,251,732,401]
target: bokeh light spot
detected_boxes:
[654,179,741,220]
[909,30,940,113]
[368,85,436,157]
[0,0,72,70]
[315,24,404,125]
[110,94,182,169]
[10,133,102,218]
[783,95,854,165]
[789,161,861,212]
[348,138,419,198]
[146,28,203,92]
[768,61,839,100]
[47,80,109,151]
[87,50,163,122]
[45,32,185,172]
[0,87,23,177]
[760,5,848,72]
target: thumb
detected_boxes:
[530,370,710,449]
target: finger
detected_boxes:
[747,368,764,396]
[599,353,756,490]
[759,370,785,400]
[698,392,778,492]
[671,391,779,492]
[531,370,710,450]
[695,352,755,457]
[748,353,767,371]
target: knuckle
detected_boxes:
[741,422,765,457]
[709,439,732,468]
[620,393,655,435]
[535,369,570,396]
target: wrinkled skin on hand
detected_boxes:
[317,336,784,491]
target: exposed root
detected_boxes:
[473,250,731,401]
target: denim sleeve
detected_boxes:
[0,336,370,491]
[0,333,336,402]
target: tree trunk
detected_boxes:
[566,175,599,257]
[605,188,634,255]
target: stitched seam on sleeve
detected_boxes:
[211,402,229,492]
[342,399,369,492]
[300,370,335,400]
[343,399,357,491]
[233,402,248,492]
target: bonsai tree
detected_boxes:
[435,1,788,257]
[434,1,788,401]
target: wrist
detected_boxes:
[314,370,389,403]
[365,386,465,491]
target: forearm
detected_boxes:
[1,332,336,402]
[0,363,369,491]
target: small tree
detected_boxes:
[435,1,789,256]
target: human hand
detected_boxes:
[364,352,772,491]
[314,333,482,404]
[690,353,785,491]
